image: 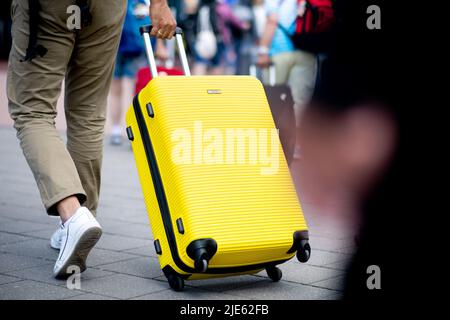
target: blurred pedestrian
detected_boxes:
[192,0,250,75]
[229,0,257,75]
[109,0,150,146]
[251,0,266,39]
[109,0,169,146]
[257,0,318,159]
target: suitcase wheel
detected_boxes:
[194,256,208,273]
[167,274,185,292]
[296,239,311,263]
[186,239,217,273]
[266,266,282,282]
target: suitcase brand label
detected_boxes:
[207,89,222,94]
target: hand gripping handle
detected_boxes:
[139,25,191,78]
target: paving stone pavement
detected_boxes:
[0,127,355,300]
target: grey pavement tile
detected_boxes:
[101,221,152,240]
[300,249,352,267]
[325,260,351,271]
[309,236,355,252]
[95,233,154,251]
[322,292,344,300]
[6,264,114,287]
[311,230,355,241]
[0,232,34,245]
[116,214,150,224]
[0,220,52,234]
[0,179,37,194]
[84,248,138,267]
[98,199,146,212]
[0,280,81,300]
[78,273,168,299]
[335,246,357,255]
[94,217,127,229]
[307,223,355,240]
[22,228,56,241]
[255,262,344,285]
[96,256,163,279]
[98,209,149,225]
[0,190,41,205]
[123,245,158,258]
[0,203,52,221]
[185,275,266,293]
[0,274,22,285]
[102,187,142,198]
[225,279,333,300]
[0,217,12,224]
[0,252,51,273]
[98,193,145,206]
[311,275,346,291]
[132,288,248,300]
[64,293,119,300]
[0,238,59,261]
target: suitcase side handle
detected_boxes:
[249,64,276,87]
[139,24,191,78]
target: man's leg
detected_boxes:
[64,0,126,216]
[7,0,86,216]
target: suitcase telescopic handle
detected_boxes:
[139,25,191,78]
[249,63,276,87]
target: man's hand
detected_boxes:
[149,0,176,39]
[256,53,271,68]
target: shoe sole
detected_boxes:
[50,239,60,250]
[53,226,102,279]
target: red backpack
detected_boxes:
[279,0,336,53]
[295,0,335,35]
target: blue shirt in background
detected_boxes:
[265,0,298,56]
[118,0,151,56]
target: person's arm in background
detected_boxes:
[149,0,177,39]
[217,4,250,31]
[256,12,278,67]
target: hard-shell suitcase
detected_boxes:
[250,64,296,165]
[125,25,311,291]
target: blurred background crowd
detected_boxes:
[107,0,329,152]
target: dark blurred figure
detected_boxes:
[298,0,412,301]
[192,0,249,75]
[177,0,199,57]
[229,0,257,75]
[0,0,12,60]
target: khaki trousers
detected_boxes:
[7,0,126,215]
[270,50,317,128]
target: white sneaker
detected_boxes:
[110,134,122,146]
[50,223,63,250]
[53,207,102,279]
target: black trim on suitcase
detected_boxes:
[132,94,291,275]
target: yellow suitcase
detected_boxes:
[125,26,310,291]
